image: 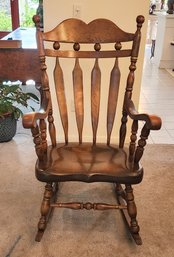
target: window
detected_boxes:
[19,0,39,28]
[0,0,40,39]
[0,0,19,38]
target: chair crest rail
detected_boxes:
[42,18,135,43]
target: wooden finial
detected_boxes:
[33,15,40,28]
[136,15,145,28]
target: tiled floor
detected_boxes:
[139,45,174,144]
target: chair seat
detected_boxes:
[36,143,143,184]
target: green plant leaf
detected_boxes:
[0,83,39,118]
[27,92,39,102]
[6,85,20,94]
[30,106,35,112]
[14,107,23,119]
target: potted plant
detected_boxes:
[0,82,39,142]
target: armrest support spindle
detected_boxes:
[126,98,161,165]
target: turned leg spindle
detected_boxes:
[134,124,150,165]
[125,184,142,245]
[36,183,53,241]
[129,120,138,162]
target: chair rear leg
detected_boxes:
[35,182,57,242]
[115,183,142,245]
[125,184,142,245]
[115,183,126,200]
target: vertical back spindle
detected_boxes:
[107,58,120,145]
[54,57,68,144]
[91,58,101,145]
[72,58,84,144]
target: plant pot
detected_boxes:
[0,114,17,142]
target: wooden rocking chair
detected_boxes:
[23,15,161,245]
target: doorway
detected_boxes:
[0,0,19,38]
[0,0,39,39]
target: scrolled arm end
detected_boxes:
[147,114,162,130]
[22,109,48,129]
[126,99,162,130]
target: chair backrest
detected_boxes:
[33,15,144,147]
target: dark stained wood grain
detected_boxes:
[50,202,127,210]
[116,184,142,245]
[31,125,42,160]
[36,182,53,241]
[43,18,135,43]
[44,49,132,59]
[119,110,128,148]
[134,124,150,165]
[54,57,68,144]
[129,120,138,162]
[107,58,120,145]
[119,16,145,149]
[48,107,56,147]
[91,58,101,144]
[40,119,47,154]
[36,142,143,184]
[23,15,162,245]
[73,58,84,143]
[131,16,145,58]
[125,185,141,244]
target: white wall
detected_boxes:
[43,0,149,143]
[154,13,174,68]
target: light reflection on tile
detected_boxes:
[139,45,174,144]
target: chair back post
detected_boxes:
[127,16,145,160]
[33,15,57,147]
[119,16,145,149]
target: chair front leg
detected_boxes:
[36,182,53,241]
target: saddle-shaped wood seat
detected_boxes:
[36,143,143,184]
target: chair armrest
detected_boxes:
[126,99,162,130]
[22,108,49,128]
